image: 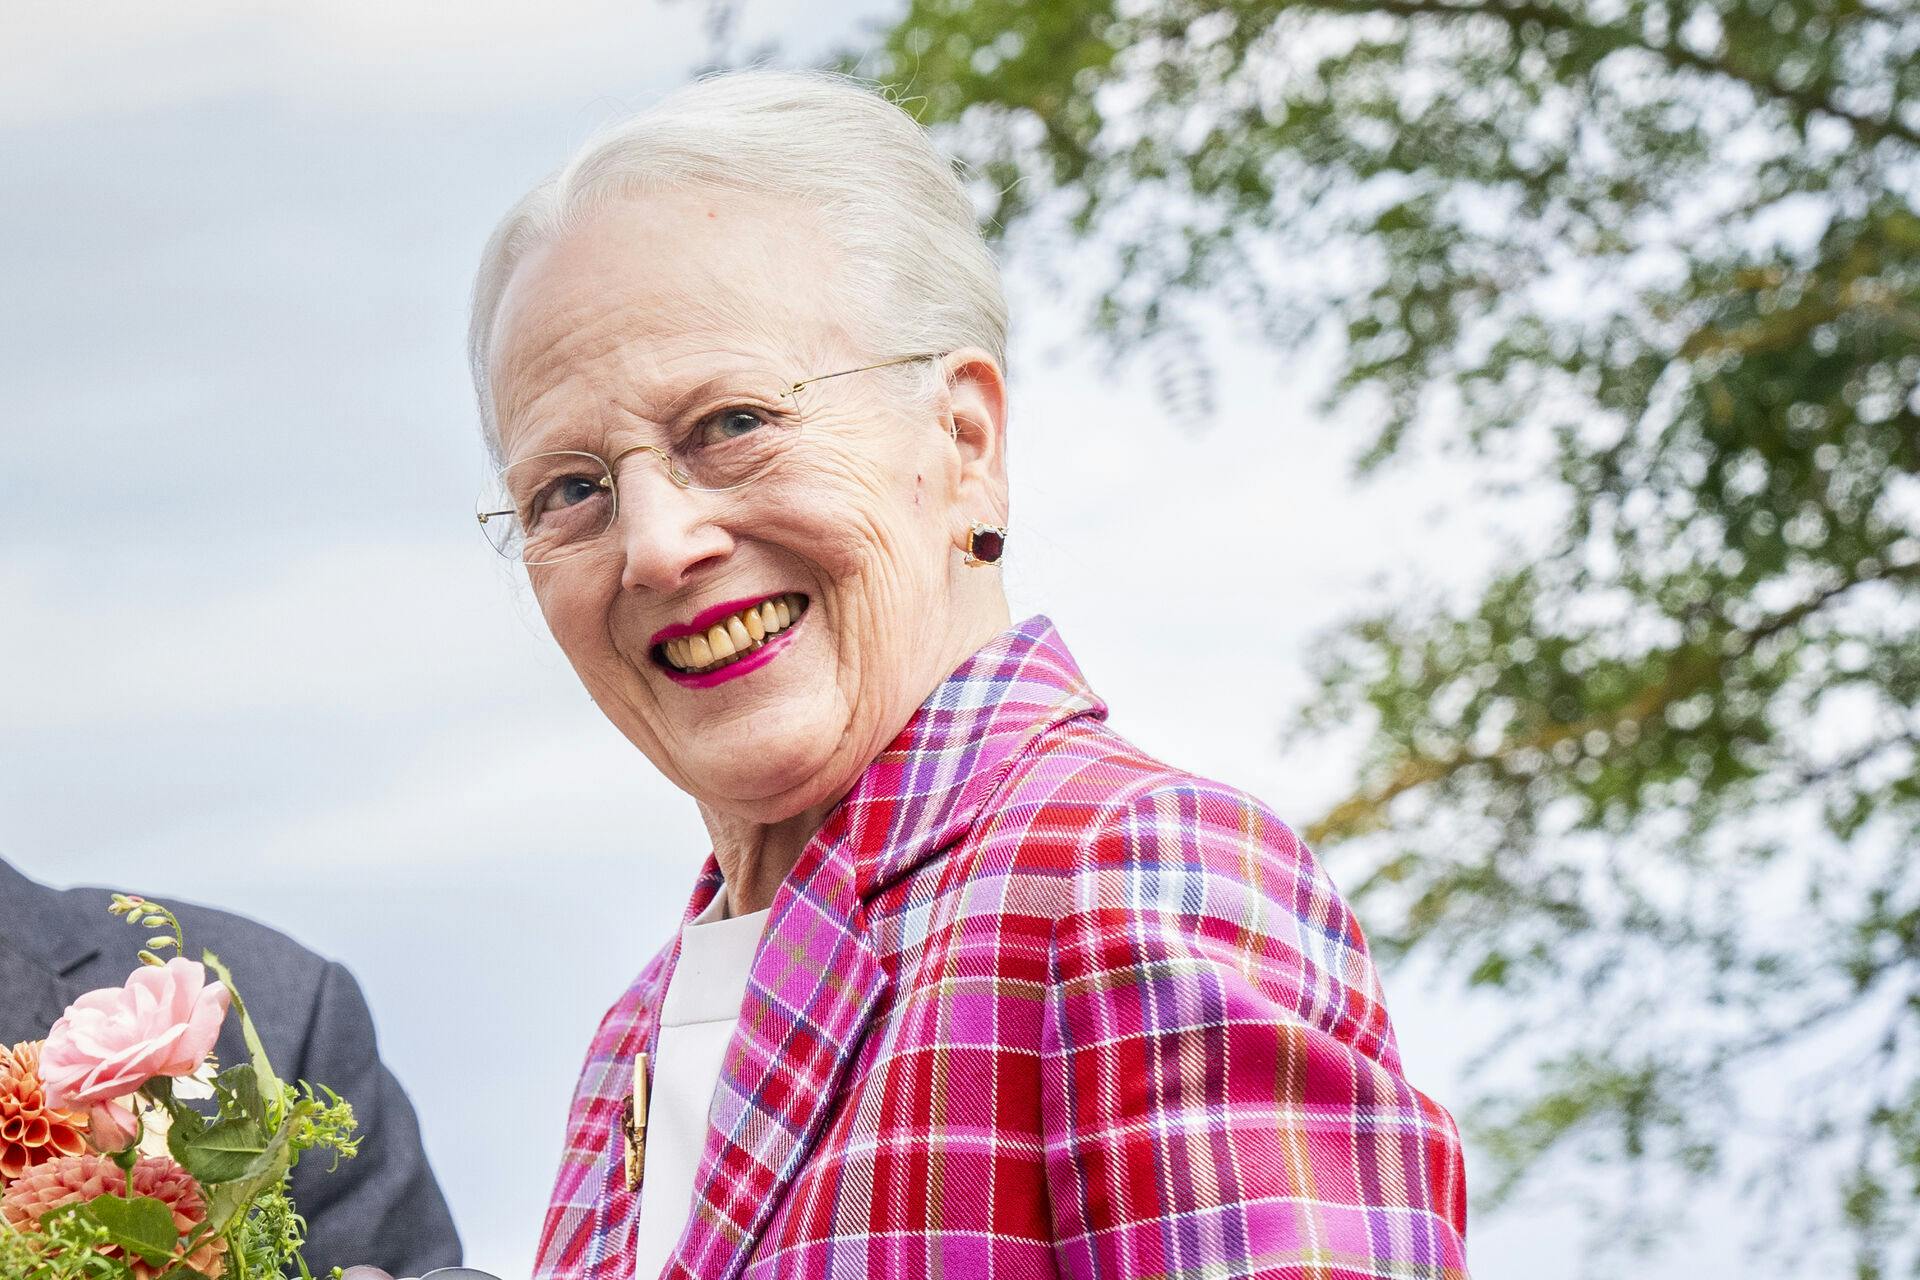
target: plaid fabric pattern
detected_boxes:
[534,617,1470,1280]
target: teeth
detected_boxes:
[661,595,808,674]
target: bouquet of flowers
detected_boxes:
[0,895,358,1279]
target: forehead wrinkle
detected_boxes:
[492,296,636,444]
[502,300,814,450]
[491,193,868,452]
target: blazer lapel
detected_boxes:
[574,863,721,1280]
[667,811,888,1280]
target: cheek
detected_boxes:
[533,573,619,670]
[758,456,874,566]
[771,450,954,688]
[783,431,947,565]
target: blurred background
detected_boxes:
[2,1,1914,1276]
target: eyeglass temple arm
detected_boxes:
[785,352,945,397]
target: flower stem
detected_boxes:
[111,1142,138,1199]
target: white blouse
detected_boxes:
[632,887,770,1280]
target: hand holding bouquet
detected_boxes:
[0,895,358,1279]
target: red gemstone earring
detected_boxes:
[964,521,1008,567]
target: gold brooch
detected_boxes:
[621,1051,649,1193]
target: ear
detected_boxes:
[938,347,1009,540]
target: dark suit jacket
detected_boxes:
[0,858,462,1276]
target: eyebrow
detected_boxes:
[616,365,792,428]
[505,363,789,462]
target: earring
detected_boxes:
[963,521,1008,567]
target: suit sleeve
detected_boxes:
[1038,781,1470,1279]
[286,961,464,1277]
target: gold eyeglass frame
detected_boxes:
[476,352,947,565]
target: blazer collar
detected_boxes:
[841,615,1105,902]
[646,615,1105,1280]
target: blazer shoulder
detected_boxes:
[1003,724,1398,1065]
[81,887,332,996]
[51,886,331,1015]
[994,717,1312,880]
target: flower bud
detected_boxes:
[86,1099,141,1153]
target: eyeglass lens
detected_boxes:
[478,415,798,563]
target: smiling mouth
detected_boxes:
[653,593,809,676]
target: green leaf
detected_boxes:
[1468,950,1512,988]
[170,1114,271,1184]
[199,950,282,1102]
[76,1194,179,1265]
[195,1100,301,1237]
[212,1063,267,1124]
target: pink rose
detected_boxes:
[39,958,230,1110]
[85,1099,141,1153]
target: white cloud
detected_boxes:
[0,0,892,126]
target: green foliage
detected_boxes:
[188,955,359,1278]
[850,0,1919,1269]
[226,1180,312,1280]
[0,1209,123,1280]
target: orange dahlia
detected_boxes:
[0,1153,228,1280]
[0,1040,87,1185]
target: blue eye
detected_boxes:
[533,474,606,516]
[698,408,768,445]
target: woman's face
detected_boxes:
[487,191,1007,823]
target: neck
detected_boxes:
[699,800,831,916]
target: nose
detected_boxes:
[610,453,733,594]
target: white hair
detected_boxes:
[467,68,1008,459]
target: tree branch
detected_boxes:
[1305,558,1920,846]
[1793,729,1920,788]
[1299,0,1920,150]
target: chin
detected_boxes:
[683,719,854,822]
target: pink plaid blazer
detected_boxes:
[534,617,1469,1279]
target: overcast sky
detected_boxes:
[0,3,1766,1276]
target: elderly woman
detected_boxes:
[469,70,1468,1280]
